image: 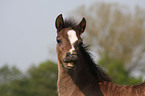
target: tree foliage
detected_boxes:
[0,65,22,84]
[98,53,142,85]
[0,60,58,96]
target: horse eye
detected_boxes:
[57,38,62,44]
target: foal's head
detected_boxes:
[55,14,86,69]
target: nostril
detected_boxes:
[66,52,70,57]
[71,55,79,61]
[64,52,79,63]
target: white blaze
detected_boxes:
[67,30,78,54]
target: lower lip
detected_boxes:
[67,62,74,67]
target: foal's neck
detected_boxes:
[70,49,99,86]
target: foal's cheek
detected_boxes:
[57,50,65,63]
[58,47,66,59]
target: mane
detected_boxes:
[78,43,112,82]
[63,18,78,29]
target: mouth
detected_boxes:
[66,62,75,69]
[64,58,78,69]
[64,59,78,69]
[63,53,79,69]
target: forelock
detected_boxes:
[63,18,78,29]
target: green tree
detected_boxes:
[0,65,23,96]
[27,60,58,96]
[0,60,58,96]
[98,53,142,85]
[0,65,22,84]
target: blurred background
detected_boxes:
[0,0,145,95]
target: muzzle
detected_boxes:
[63,52,79,69]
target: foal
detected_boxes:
[55,14,145,96]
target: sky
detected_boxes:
[0,0,145,71]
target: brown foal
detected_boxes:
[55,14,145,96]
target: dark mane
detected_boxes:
[78,43,112,82]
[63,18,78,29]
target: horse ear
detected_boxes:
[55,14,64,31]
[77,17,86,34]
